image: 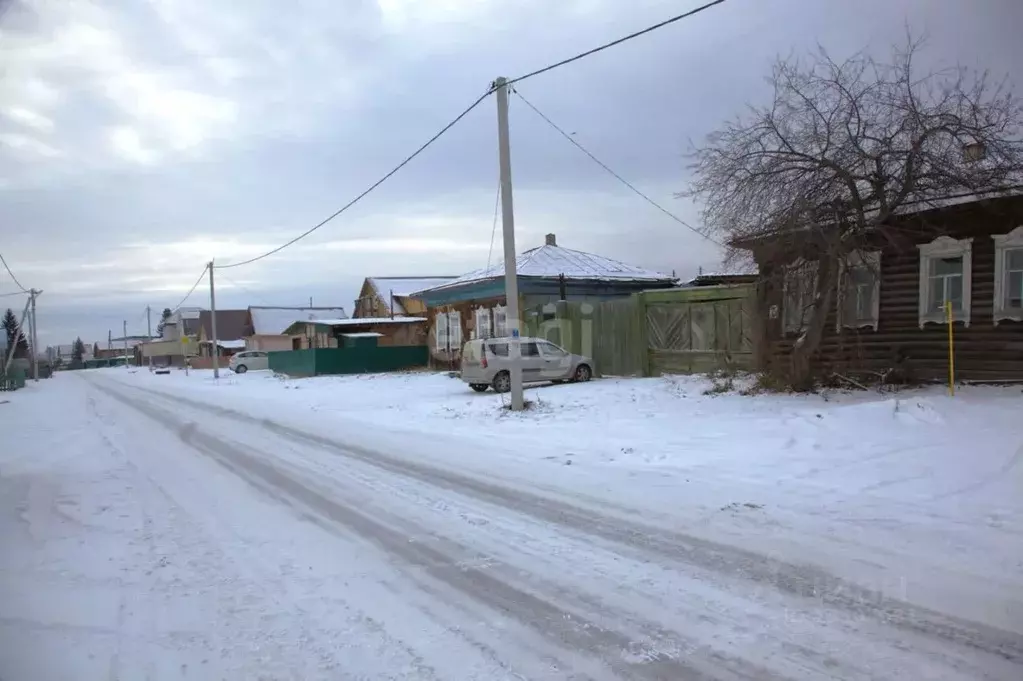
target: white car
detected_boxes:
[228,351,269,374]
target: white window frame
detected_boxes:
[917,236,972,328]
[782,259,818,334]
[493,304,508,338]
[837,250,881,331]
[473,307,492,339]
[434,311,449,348]
[992,226,1023,324]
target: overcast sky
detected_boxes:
[1,0,1020,347]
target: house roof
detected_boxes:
[412,243,674,295]
[306,317,426,327]
[249,306,348,335]
[730,187,1023,250]
[199,309,252,341]
[282,316,426,334]
[365,277,457,314]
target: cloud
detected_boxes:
[2,0,1022,348]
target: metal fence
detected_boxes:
[269,346,429,377]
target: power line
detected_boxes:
[216,88,495,270]
[504,0,727,88]
[0,290,27,298]
[170,265,209,313]
[217,270,273,307]
[211,2,727,270]
[512,87,721,246]
[0,251,28,292]
[486,181,501,271]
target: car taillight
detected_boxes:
[481,353,488,369]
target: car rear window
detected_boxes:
[487,342,509,357]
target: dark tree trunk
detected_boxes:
[789,255,839,391]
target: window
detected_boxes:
[520,342,540,357]
[993,226,1023,324]
[539,341,568,357]
[782,259,818,333]
[839,251,881,330]
[435,310,462,350]
[474,307,492,339]
[493,305,508,337]
[487,342,509,357]
[917,236,973,327]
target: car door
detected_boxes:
[538,341,572,379]
[253,352,269,371]
[518,341,544,382]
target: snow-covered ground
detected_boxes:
[1,368,1021,680]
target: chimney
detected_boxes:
[545,233,557,247]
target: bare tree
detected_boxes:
[687,36,1023,389]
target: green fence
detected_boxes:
[0,366,26,391]
[522,284,756,377]
[269,346,429,377]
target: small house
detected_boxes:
[353,277,456,318]
[734,191,1023,382]
[247,306,348,352]
[411,233,677,365]
[280,316,428,349]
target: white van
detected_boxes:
[460,337,593,392]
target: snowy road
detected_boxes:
[2,372,1022,680]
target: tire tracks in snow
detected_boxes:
[88,376,778,680]
[95,376,1023,670]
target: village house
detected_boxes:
[195,309,253,365]
[280,317,428,350]
[246,306,348,352]
[353,277,456,319]
[734,191,1023,383]
[412,233,677,366]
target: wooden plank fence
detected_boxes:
[523,284,756,377]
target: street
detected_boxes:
[1,372,1021,680]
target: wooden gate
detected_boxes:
[645,287,754,375]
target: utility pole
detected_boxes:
[29,289,40,381]
[123,320,128,367]
[146,306,153,370]
[494,76,524,410]
[108,329,112,350]
[209,260,220,379]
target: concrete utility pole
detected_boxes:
[146,306,153,370]
[29,289,40,381]
[209,260,220,379]
[108,329,112,350]
[494,76,524,410]
[123,320,128,367]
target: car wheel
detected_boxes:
[572,364,592,382]
[492,371,511,393]
[469,383,489,393]
[235,364,248,374]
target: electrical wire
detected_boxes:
[216,89,495,270]
[210,2,726,270]
[0,290,27,298]
[504,0,727,88]
[0,251,28,292]
[217,270,274,307]
[486,181,501,271]
[512,87,721,245]
[170,264,209,313]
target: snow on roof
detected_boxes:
[366,277,457,314]
[341,332,383,338]
[305,317,426,326]
[413,244,674,295]
[249,306,348,335]
[200,339,247,349]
